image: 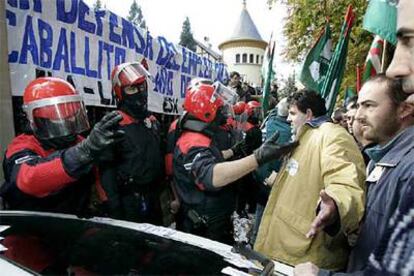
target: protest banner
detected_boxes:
[6,0,229,115]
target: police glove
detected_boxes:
[231,140,249,157]
[253,132,298,166]
[66,111,124,164]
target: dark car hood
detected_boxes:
[0,211,261,275]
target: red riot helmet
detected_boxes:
[183,79,239,123]
[245,100,262,118]
[23,77,90,139]
[233,101,246,115]
[111,62,151,101]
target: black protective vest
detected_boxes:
[112,121,163,187]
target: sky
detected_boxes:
[83,0,296,81]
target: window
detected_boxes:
[261,55,264,64]
[249,54,254,63]
[256,55,259,64]
[242,53,247,63]
[235,54,240,63]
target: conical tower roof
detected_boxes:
[219,1,265,48]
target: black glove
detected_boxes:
[65,111,124,165]
[253,132,298,166]
[231,140,248,157]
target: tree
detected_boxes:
[277,0,371,99]
[93,0,102,12]
[127,0,147,30]
[279,73,298,99]
[179,17,196,52]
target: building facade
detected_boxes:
[218,2,267,87]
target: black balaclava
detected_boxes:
[39,134,77,150]
[118,82,149,120]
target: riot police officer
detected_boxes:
[99,62,164,224]
[1,77,122,215]
[173,79,297,243]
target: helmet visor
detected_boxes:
[236,112,248,137]
[250,106,263,121]
[212,82,239,106]
[27,95,90,139]
[114,62,151,88]
[219,104,235,120]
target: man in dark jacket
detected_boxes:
[236,100,262,216]
[99,62,164,224]
[173,79,297,244]
[1,77,122,215]
[228,71,251,102]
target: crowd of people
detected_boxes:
[1,0,414,274]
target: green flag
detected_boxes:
[321,5,355,115]
[261,37,276,114]
[299,23,332,93]
[363,0,397,45]
[344,86,357,107]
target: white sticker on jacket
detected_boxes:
[286,158,299,176]
[366,166,385,183]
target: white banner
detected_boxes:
[6,0,229,115]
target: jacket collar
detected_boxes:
[365,125,414,167]
[296,115,331,140]
[305,115,331,128]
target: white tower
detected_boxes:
[218,0,267,86]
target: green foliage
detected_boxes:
[279,74,298,99]
[179,17,197,52]
[128,0,147,30]
[93,0,102,12]
[280,0,371,100]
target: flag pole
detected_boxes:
[320,4,355,115]
[381,40,388,73]
[356,64,362,93]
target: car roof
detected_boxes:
[0,211,262,275]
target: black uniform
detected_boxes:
[173,123,235,244]
[1,134,96,215]
[99,111,164,224]
[212,123,237,151]
[236,121,262,215]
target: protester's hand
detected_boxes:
[294,262,319,276]
[231,140,248,157]
[253,132,298,166]
[306,190,339,238]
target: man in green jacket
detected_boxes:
[254,90,366,271]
